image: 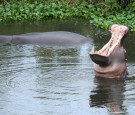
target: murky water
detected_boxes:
[0,19,135,115]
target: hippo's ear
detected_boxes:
[89,47,111,66]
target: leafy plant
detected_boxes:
[0,0,134,31]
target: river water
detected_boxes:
[0,19,135,115]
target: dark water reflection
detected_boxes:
[0,19,135,115]
[90,78,126,114]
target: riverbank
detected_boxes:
[0,1,135,31]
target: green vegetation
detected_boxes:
[0,0,135,31]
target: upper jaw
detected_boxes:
[110,24,129,35]
[107,24,129,54]
[97,24,129,56]
[109,24,129,42]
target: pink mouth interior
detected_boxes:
[94,24,129,56]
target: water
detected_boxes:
[0,19,135,115]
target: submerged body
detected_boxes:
[90,24,129,78]
[0,31,90,47]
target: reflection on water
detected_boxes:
[90,78,126,115]
[0,19,135,115]
[0,19,96,36]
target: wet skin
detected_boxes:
[0,31,90,47]
[90,24,129,78]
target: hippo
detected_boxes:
[90,24,129,78]
[0,31,90,47]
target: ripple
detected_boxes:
[0,44,94,115]
[125,79,135,103]
[127,63,135,77]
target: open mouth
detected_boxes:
[90,24,129,66]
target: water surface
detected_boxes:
[0,19,135,115]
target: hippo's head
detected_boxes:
[90,24,129,78]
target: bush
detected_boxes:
[0,0,134,31]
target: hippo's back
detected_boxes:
[11,31,90,46]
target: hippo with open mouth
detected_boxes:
[90,24,129,78]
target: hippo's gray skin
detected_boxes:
[0,31,90,47]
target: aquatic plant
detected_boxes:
[0,0,134,31]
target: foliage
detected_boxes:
[0,0,134,31]
[129,0,135,12]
